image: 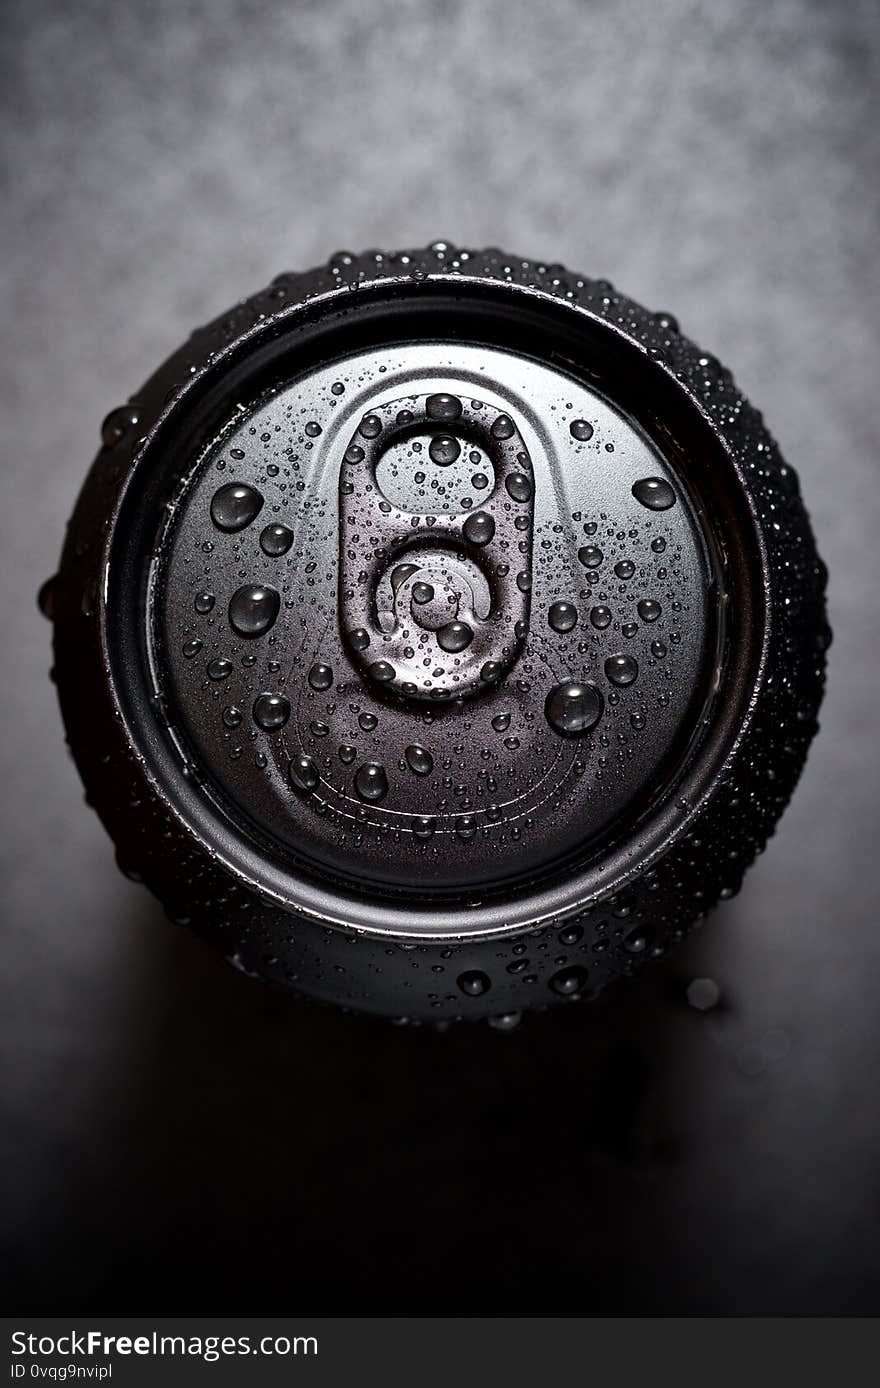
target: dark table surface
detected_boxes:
[2,0,879,1312]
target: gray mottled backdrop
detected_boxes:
[2,0,879,1310]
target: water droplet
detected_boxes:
[345,443,365,465]
[405,744,434,776]
[38,575,57,621]
[578,545,603,569]
[650,639,667,658]
[491,414,515,440]
[687,977,720,1011]
[369,661,396,682]
[210,483,264,532]
[569,419,594,441]
[505,473,532,502]
[194,591,215,613]
[549,965,587,995]
[437,621,473,653]
[590,605,612,629]
[614,559,635,580]
[412,815,437,839]
[253,693,291,730]
[260,523,294,556]
[289,754,319,793]
[651,536,667,553]
[182,640,202,659]
[359,414,382,439]
[488,1012,522,1031]
[426,393,462,422]
[355,762,389,802]
[632,477,676,510]
[223,705,243,728]
[637,599,662,622]
[101,405,140,447]
[429,433,461,466]
[491,712,511,732]
[457,969,491,996]
[308,663,333,691]
[359,712,378,731]
[207,657,233,680]
[411,582,434,605]
[305,420,322,437]
[349,628,371,651]
[548,601,578,633]
[545,681,604,737]
[228,584,280,638]
[331,381,345,396]
[463,511,495,545]
[604,654,639,687]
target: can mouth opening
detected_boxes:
[104,276,767,939]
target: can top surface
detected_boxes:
[157,338,718,899]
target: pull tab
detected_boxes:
[339,391,534,701]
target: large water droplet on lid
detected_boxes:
[491,414,515,440]
[260,523,294,556]
[463,511,495,546]
[426,393,463,422]
[632,477,676,510]
[457,969,491,996]
[604,653,639,686]
[429,434,462,466]
[590,605,612,629]
[391,563,419,593]
[411,582,434,605]
[505,473,532,502]
[545,681,604,737]
[355,761,389,802]
[308,663,334,691]
[614,559,635,580]
[491,711,511,732]
[289,754,319,793]
[548,600,578,633]
[359,414,382,439]
[253,692,291,730]
[210,483,264,532]
[637,599,662,622]
[194,591,215,613]
[228,584,280,637]
[370,661,396,683]
[305,420,322,437]
[569,419,594,441]
[437,621,473,653]
[349,628,371,650]
[207,657,233,680]
[578,545,604,568]
[405,744,434,776]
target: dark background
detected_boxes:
[2,0,879,1313]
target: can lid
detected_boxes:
[147,287,732,912]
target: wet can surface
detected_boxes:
[44,244,829,1022]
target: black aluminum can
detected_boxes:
[42,243,829,1022]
